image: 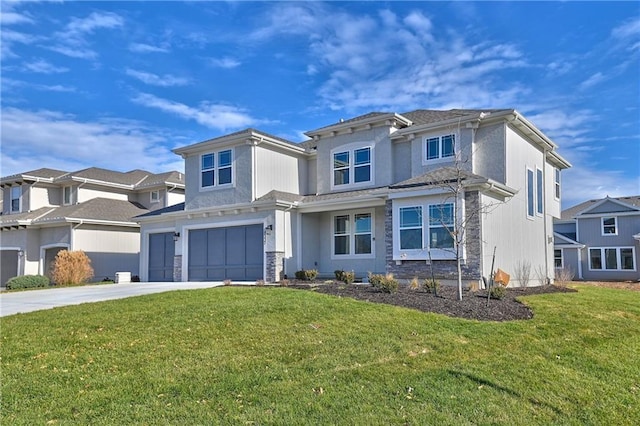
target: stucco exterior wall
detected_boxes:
[473,122,506,184]
[410,127,474,177]
[314,126,394,194]
[392,141,412,184]
[77,186,128,203]
[184,144,253,210]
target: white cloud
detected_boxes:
[561,165,640,209]
[126,69,190,87]
[22,59,69,73]
[611,17,640,52]
[2,77,76,93]
[0,11,34,25]
[209,57,241,69]
[579,72,607,90]
[131,92,267,132]
[128,42,169,53]
[526,109,595,148]
[49,11,124,59]
[0,108,183,177]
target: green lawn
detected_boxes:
[2,285,639,425]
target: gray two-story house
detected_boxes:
[0,167,185,285]
[554,196,640,281]
[137,109,570,286]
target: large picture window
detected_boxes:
[424,134,455,161]
[332,146,372,187]
[333,211,373,257]
[589,247,636,271]
[201,149,233,188]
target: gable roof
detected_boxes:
[174,128,307,156]
[553,232,585,249]
[561,195,640,220]
[0,168,68,185]
[400,109,510,126]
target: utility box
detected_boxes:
[115,272,131,284]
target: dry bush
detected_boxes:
[409,277,420,290]
[554,267,575,287]
[533,264,548,286]
[51,250,94,286]
[513,260,531,288]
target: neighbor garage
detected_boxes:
[188,225,263,281]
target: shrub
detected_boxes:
[514,260,531,288]
[131,275,141,282]
[341,270,355,284]
[224,279,232,286]
[424,278,440,293]
[409,277,420,290]
[5,275,50,290]
[295,269,318,281]
[51,250,94,286]
[255,279,265,286]
[280,279,290,287]
[489,285,507,300]
[555,267,575,287]
[378,273,399,294]
[368,272,384,288]
[334,270,344,280]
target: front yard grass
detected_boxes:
[2,285,639,424]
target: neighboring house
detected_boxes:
[554,196,640,281]
[137,109,570,286]
[0,167,185,286]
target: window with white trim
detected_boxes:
[589,247,635,271]
[536,168,543,215]
[554,168,561,200]
[554,249,563,268]
[428,204,454,249]
[601,217,617,235]
[63,186,72,205]
[332,211,373,257]
[399,206,423,250]
[150,190,160,203]
[201,149,233,188]
[526,168,535,218]
[332,146,372,187]
[424,134,455,161]
[10,186,21,213]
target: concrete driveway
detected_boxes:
[0,282,226,317]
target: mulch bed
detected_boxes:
[289,283,576,321]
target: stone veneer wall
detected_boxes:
[266,251,285,282]
[173,255,182,282]
[385,191,483,280]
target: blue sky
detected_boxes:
[1,1,638,209]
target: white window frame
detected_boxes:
[428,203,455,250]
[601,217,617,236]
[588,247,636,271]
[10,186,21,213]
[554,249,563,269]
[200,148,234,190]
[330,143,373,189]
[536,168,544,216]
[150,190,160,203]
[526,168,535,219]
[393,198,459,261]
[399,206,423,251]
[422,133,456,164]
[554,168,561,200]
[331,209,375,259]
[63,186,72,205]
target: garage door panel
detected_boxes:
[188,224,263,281]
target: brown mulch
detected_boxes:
[289,283,577,322]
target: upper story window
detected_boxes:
[201,149,233,189]
[554,168,561,200]
[10,186,21,213]
[536,168,543,216]
[150,190,160,203]
[424,134,455,162]
[63,186,72,205]
[526,168,535,218]
[602,217,617,235]
[332,145,372,188]
[332,211,373,257]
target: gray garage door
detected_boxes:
[188,225,263,281]
[148,233,175,282]
[1,250,19,287]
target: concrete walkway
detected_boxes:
[0,282,228,317]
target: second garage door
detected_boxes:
[188,225,263,281]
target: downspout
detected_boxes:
[543,149,550,283]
